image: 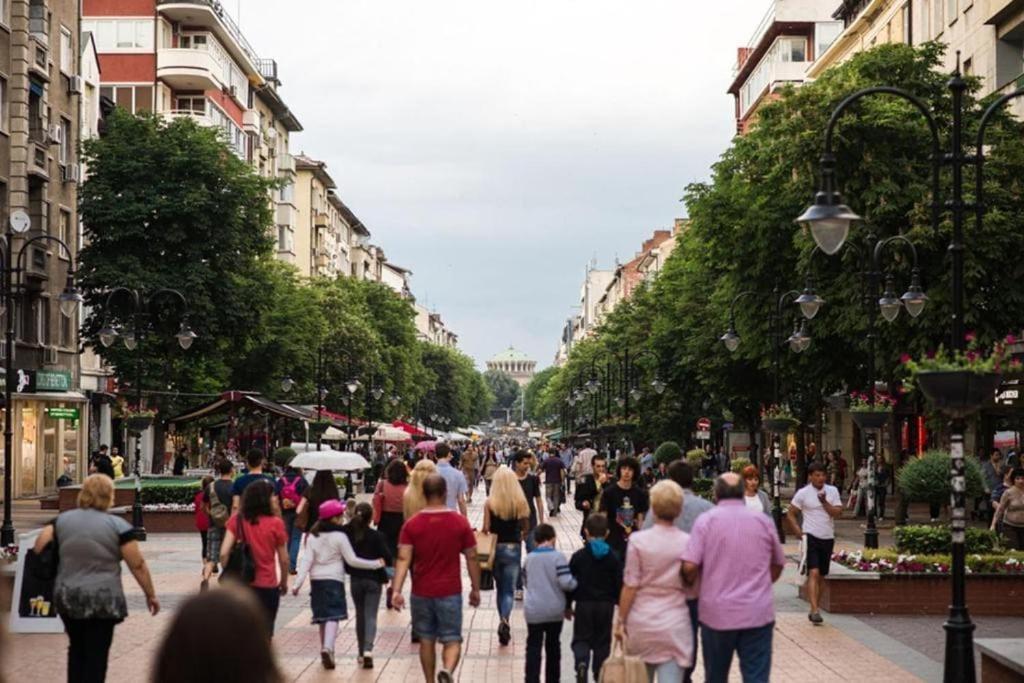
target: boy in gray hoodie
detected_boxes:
[524,523,578,683]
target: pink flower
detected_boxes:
[966,351,979,362]
[900,353,912,364]
[1007,334,1017,344]
[965,331,977,343]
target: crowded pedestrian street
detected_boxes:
[6,476,1019,682]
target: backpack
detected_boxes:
[279,474,302,510]
[208,481,230,527]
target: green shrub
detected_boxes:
[897,450,984,505]
[894,525,999,554]
[140,483,201,506]
[730,457,752,474]
[692,478,714,497]
[273,447,297,467]
[685,449,704,468]
[654,441,683,465]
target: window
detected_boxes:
[174,95,207,114]
[81,19,154,50]
[277,226,292,252]
[902,3,912,44]
[39,298,49,346]
[101,85,153,114]
[58,118,70,166]
[963,57,973,76]
[0,77,7,133]
[0,0,7,26]
[59,309,72,348]
[777,37,807,63]
[59,27,71,73]
[58,209,70,258]
[814,22,843,59]
[279,181,294,204]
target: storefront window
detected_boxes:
[62,410,80,482]
[43,415,56,489]
[21,406,36,495]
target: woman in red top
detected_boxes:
[194,475,213,574]
[220,479,289,636]
[373,459,408,609]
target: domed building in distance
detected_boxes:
[487,347,537,387]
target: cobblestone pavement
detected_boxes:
[3,485,942,682]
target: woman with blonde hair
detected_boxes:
[482,465,530,646]
[403,458,437,520]
[34,474,160,682]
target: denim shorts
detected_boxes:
[410,594,463,643]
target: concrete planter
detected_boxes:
[113,510,196,533]
[799,568,1024,616]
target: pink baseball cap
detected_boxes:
[318,499,346,521]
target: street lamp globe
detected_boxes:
[651,378,667,395]
[346,379,360,395]
[720,328,741,353]
[795,288,825,320]
[98,324,119,348]
[901,274,928,318]
[58,277,84,317]
[389,394,401,406]
[614,396,625,408]
[630,388,643,402]
[175,323,197,350]
[878,289,902,323]
[795,192,861,255]
[123,330,138,351]
[280,376,295,393]
[372,387,384,401]
[567,396,576,407]
[797,323,812,352]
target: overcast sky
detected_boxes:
[238,0,767,369]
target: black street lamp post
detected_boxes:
[721,286,814,543]
[98,287,195,542]
[797,62,1024,682]
[280,344,330,451]
[0,230,82,547]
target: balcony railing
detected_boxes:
[256,58,278,82]
[277,152,296,174]
[168,108,214,128]
[156,0,260,67]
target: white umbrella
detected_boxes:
[373,425,412,442]
[289,449,370,471]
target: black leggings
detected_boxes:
[1004,524,1024,551]
[199,530,208,560]
[63,617,117,683]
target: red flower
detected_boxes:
[1007,334,1017,345]
[900,353,912,364]
[965,331,977,343]
[966,351,979,362]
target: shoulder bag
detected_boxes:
[220,516,257,585]
[599,637,647,683]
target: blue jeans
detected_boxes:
[410,594,463,643]
[646,660,684,683]
[494,543,521,620]
[283,512,301,572]
[700,622,773,683]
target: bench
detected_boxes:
[975,639,1024,682]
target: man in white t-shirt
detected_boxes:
[786,462,842,624]
[576,441,598,481]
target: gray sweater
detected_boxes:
[524,546,578,624]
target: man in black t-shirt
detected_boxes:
[540,452,567,515]
[599,456,649,558]
[513,450,544,597]
[90,445,115,479]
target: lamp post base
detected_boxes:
[864,524,879,549]
[0,519,14,547]
[943,608,976,683]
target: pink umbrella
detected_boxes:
[414,440,438,453]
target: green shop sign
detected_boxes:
[35,370,72,392]
[45,407,79,420]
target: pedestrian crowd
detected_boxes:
[47,438,809,683]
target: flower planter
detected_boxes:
[125,415,154,432]
[916,371,1002,418]
[762,417,798,433]
[850,410,891,430]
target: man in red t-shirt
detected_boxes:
[393,473,480,683]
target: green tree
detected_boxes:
[524,366,558,423]
[419,343,493,426]
[484,370,521,411]
[78,110,277,412]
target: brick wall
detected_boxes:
[799,574,1024,616]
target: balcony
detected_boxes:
[156,0,262,79]
[242,110,261,134]
[157,48,222,91]
[277,152,296,174]
[168,108,214,128]
[276,202,297,227]
[314,211,330,228]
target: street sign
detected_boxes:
[45,407,79,420]
[696,429,711,440]
[697,417,711,431]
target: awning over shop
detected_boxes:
[167,391,309,424]
[392,419,430,439]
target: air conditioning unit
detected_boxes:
[43,345,59,365]
[48,123,63,146]
[61,164,80,183]
[68,75,83,95]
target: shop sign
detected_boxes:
[45,407,79,420]
[7,369,73,394]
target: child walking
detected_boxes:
[568,513,623,683]
[524,523,578,683]
[342,502,393,670]
[293,500,385,670]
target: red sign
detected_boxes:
[697,417,711,430]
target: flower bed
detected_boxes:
[833,549,1024,575]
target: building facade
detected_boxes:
[0,0,89,502]
[487,348,537,387]
[728,0,843,134]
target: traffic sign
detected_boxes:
[696,430,711,440]
[697,417,711,431]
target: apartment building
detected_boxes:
[809,1,1024,116]
[553,264,614,366]
[595,229,674,323]
[729,0,844,134]
[636,219,689,282]
[293,154,348,278]
[414,304,458,348]
[0,0,89,502]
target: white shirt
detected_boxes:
[744,494,762,511]
[791,483,841,540]
[578,448,597,476]
[294,530,381,588]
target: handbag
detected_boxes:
[220,516,257,585]
[474,531,497,571]
[599,637,647,683]
[479,568,495,591]
[32,523,59,582]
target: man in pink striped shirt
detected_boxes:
[681,473,785,683]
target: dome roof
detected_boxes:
[490,347,533,363]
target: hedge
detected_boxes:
[685,449,704,469]
[897,450,984,504]
[730,457,752,474]
[654,441,683,465]
[140,483,202,506]
[894,525,1000,555]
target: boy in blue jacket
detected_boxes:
[524,523,578,683]
[568,513,623,682]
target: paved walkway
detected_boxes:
[4,484,936,682]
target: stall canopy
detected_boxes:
[392,420,430,440]
[168,391,309,424]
